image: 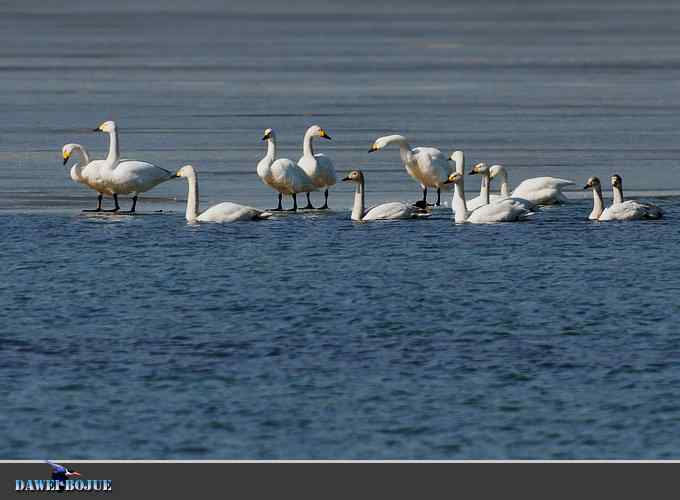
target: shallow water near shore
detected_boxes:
[2,0,680,459]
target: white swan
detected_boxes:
[491,165,574,206]
[93,120,175,212]
[175,165,272,223]
[62,143,115,212]
[342,170,430,221]
[297,125,335,209]
[368,135,451,206]
[444,170,532,224]
[584,175,663,221]
[257,128,316,211]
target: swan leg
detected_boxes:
[83,194,103,212]
[302,192,315,210]
[121,195,138,214]
[102,194,120,212]
[436,188,441,207]
[287,193,298,211]
[319,189,329,210]
[271,193,283,211]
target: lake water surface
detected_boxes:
[1,0,680,459]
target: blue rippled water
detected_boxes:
[1,0,680,458]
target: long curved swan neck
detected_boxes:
[590,186,604,219]
[453,177,468,223]
[73,145,90,167]
[184,169,200,222]
[105,127,120,164]
[612,184,624,204]
[266,137,276,160]
[499,169,510,197]
[480,173,490,205]
[351,178,366,221]
[302,129,316,158]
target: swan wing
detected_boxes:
[412,147,449,187]
[197,202,271,222]
[467,198,531,223]
[108,160,174,194]
[78,160,114,194]
[270,159,315,194]
[313,153,336,187]
[363,202,430,220]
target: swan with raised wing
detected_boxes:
[342,170,431,221]
[175,165,272,222]
[93,120,175,212]
[62,143,114,212]
[584,175,663,221]
[368,135,451,206]
[257,128,316,211]
[297,125,335,209]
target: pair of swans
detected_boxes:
[584,175,663,221]
[257,125,336,210]
[62,121,174,212]
[445,160,533,223]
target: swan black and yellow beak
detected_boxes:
[341,176,351,181]
[62,153,70,165]
[319,130,332,140]
[443,178,454,184]
[468,169,477,175]
[583,183,591,189]
[368,145,378,153]
[262,132,272,141]
[93,127,101,132]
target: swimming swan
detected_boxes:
[490,165,574,206]
[257,128,316,211]
[175,165,272,222]
[93,120,175,212]
[584,175,663,221]
[444,170,532,224]
[368,135,451,206]
[342,170,431,221]
[297,125,335,209]
[62,143,115,212]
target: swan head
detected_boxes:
[489,164,506,178]
[62,143,79,165]
[93,120,116,133]
[443,172,463,185]
[341,170,364,183]
[611,174,622,188]
[307,125,332,140]
[262,128,274,141]
[468,162,489,176]
[368,135,404,153]
[174,164,196,179]
[583,176,601,190]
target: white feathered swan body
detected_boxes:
[297,125,335,209]
[94,120,175,211]
[62,143,114,196]
[176,165,272,223]
[510,175,574,205]
[369,135,452,205]
[257,128,316,210]
[342,170,431,221]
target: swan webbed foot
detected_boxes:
[82,208,102,212]
[286,207,297,212]
[318,204,329,210]
[301,204,315,210]
[101,208,120,213]
[269,207,284,212]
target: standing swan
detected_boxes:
[297,125,335,209]
[62,143,115,212]
[175,165,272,222]
[584,176,663,221]
[489,164,574,206]
[257,128,316,211]
[342,170,430,221]
[93,120,175,213]
[444,170,532,224]
[368,135,451,206]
